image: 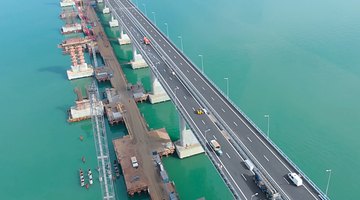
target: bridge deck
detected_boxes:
[104,0,327,199]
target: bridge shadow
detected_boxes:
[38,65,68,80]
[43,2,59,7]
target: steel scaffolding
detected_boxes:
[88,81,115,200]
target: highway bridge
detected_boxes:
[103,0,328,199]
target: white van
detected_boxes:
[131,156,139,168]
[244,159,255,171]
[210,140,223,156]
[288,172,303,186]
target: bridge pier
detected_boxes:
[148,71,170,104]
[130,44,148,69]
[118,28,131,45]
[175,115,204,159]
[109,15,119,28]
[102,5,110,14]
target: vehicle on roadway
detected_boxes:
[244,159,255,171]
[210,139,223,156]
[143,36,150,45]
[253,167,282,200]
[131,156,139,168]
[288,172,303,187]
[195,109,204,115]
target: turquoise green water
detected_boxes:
[1,0,359,199]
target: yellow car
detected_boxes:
[196,109,204,115]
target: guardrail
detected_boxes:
[103,1,328,199]
[128,6,328,199]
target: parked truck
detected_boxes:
[253,168,283,200]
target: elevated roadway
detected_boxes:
[104,0,327,199]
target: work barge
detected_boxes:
[61,2,179,199]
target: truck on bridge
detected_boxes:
[253,168,283,200]
[143,36,150,45]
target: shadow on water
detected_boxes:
[56,105,70,120]
[39,65,68,80]
[44,2,59,7]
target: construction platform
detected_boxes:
[113,135,149,196]
[104,88,124,125]
[68,88,92,122]
[104,102,124,125]
[94,66,113,82]
[127,82,148,103]
[86,6,177,199]
[113,128,175,197]
[58,37,92,54]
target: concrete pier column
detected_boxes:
[148,70,170,104]
[130,44,148,69]
[174,113,205,159]
[118,28,131,45]
[179,115,187,146]
[109,15,119,27]
[102,6,110,14]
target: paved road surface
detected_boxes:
[105,0,325,199]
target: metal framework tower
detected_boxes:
[88,81,115,200]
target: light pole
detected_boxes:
[142,4,147,16]
[204,129,210,140]
[325,169,332,197]
[178,36,183,52]
[198,54,204,73]
[152,12,156,25]
[251,193,258,200]
[164,23,169,38]
[224,77,229,98]
[264,114,270,138]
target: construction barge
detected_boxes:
[113,128,176,197]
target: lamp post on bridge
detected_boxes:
[142,4,147,16]
[224,77,229,99]
[325,169,332,198]
[198,54,204,73]
[264,114,270,138]
[251,193,258,200]
[178,36,183,53]
[151,12,157,25]
[164,23,169,38]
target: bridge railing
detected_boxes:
[176,40,328,200]
[104,1,328,199]
[135,7,328,200]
